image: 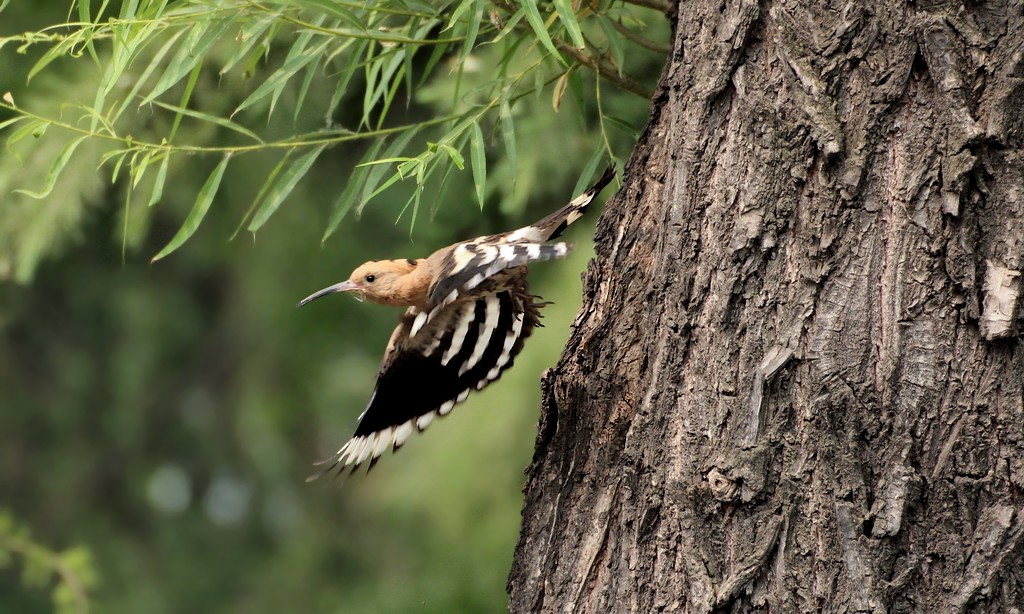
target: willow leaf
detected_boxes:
[597,16,624,75]
[571,148,605,197]
[220,14,278,75]
[147,153,170,207]
[153,101,263,143]
[499,89,517,175]
[151,154,231,262]
[14,135,88,199]
[552,0,585,49]
[322,139,383,241]
[248,145,326,232]
[359,128,419,213]
[141,17,232,107]
[469,121,486,209]
[520,0,563,63]
[233,35,327,117]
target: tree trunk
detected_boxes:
[509,1,1024,611]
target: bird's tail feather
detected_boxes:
[529,164,616,241]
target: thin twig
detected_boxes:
[556,40,653,98]
[0,100,461,153]
[490,0,653,99]
[246,1,462,45]
[620,0,673,14]
[610,19,671,53]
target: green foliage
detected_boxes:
[0,511,98,613]
[0,0,667,280]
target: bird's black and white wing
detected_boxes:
[408,166,615,338]
[412,242,566,337]
[315,288,541,474]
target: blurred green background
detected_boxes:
[0,1,666,611]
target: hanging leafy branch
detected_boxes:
[0,0,668,276]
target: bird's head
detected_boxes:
[298,259,423,307]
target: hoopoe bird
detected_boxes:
[299,166,616,476]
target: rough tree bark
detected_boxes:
[509,1,1024,611]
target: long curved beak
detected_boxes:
[297,280,359,307]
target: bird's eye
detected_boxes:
[365,274,376,283]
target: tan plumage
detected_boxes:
[299,166,616,475]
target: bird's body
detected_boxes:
[300,166,616,475]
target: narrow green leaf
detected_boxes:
[71,102,117,137]
[153,101,263,143]
[459,0,484,62]
[500,89,517,176]
[552,0,585,49]
[27,33,81,82]
[14,135,87,199]
[151,154,231,262]
[322,140,383,241]
[431,152,459,217]
[266,0,365,27]
[122,170,134,263]
[357,157,414,168]
[233,36,327,117]
[359,128,419,213]
[469,121,486,209]
[247,145,326,232]
[597,17,624,75]
[520,0,563,63]
[119,0,139,19]
[568,68,586,115]
[108,149,129,184]
[6,119,46,152]
[375,61,407,129]
[571,148,606,197]
[231,150,292,238]
[362,48,405,127]
[419,36,449,86]
[445,0,473,31]
[603,114,640,138]
[293,57,320,123]
[364,168,408,203]
[0,115,26,133]
[405,184,423,230]
[167,62,201,143]
[220,14,277,75]
[148,153,170,207]
[324,39,368,123]
[491,8,524,43]
[141,17,232,106]
[130,150,153,189]
[112,29,185,123]
[439,143,464,169]
[397,156,425,177]
[76,0,101,62]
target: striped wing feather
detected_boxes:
[317,289,540,474]
[415,242,567,336]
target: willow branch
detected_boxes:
[555,41,653,98]
[620,0,673,13]
[610,19,671,53]
[490,0,653,99]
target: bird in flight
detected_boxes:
[299,166,616,476]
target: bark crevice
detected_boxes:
[509,1,1024,611]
